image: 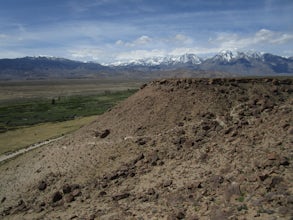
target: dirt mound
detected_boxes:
[0,78,292,219]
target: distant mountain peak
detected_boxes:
[214,50,236,62]
[211,50,264,62]
[109,53,202,66]
[0,50,292,80]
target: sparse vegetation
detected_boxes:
[0,115,97,155]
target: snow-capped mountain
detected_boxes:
[0,51,292,80]
[110,50,292,75]
[210,50,264,63]
[201,50,293,75]
[110,54,202,66]
[110,50,269,67]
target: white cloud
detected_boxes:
[172,34,193,45]
[115,35,152,47]
[133,35,152,45]
[115,40,124,46]
[115,34,193,49]
[104,29,293,63]
[212,29,293,50]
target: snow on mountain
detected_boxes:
[110,54,202,66]
[109,51,271,67]
[211,50,264,62]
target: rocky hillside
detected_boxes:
[0,77,292,219]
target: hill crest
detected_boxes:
[0,77,292,219]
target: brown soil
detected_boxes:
[0,77,292,220]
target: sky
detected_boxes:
[0,0,292,63]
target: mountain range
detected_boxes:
[0,51,292,80]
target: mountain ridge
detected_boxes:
[0,51,292,80]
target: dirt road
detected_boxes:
[0,136,63,163]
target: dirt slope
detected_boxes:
[0,78,292,220]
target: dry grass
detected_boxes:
[0,79,144,102]
[0,115,97,155]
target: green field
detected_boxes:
[0,89,137,132]
[0,79,142,155]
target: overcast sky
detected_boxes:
[0,0,292,63]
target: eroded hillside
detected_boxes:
[0,78,292,220]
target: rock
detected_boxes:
[140,83,147,89]
[147,188,156,195]
[16,199,27,211]
[224,127,233,135]
[210,175,224,188]
[259,173,269,181]
[1,197,6,203]
[2,206,12,216]
[99,191,107,197]
[288,127,293,135]
[109,173,119,180]
[147,152,160,166]
[163,180,173,187]
[186,182,202,190]
[132,153,144,165]
[167,210,186,220]
[72,188,81,197]
[36,207,44,213]
[267,152,278,160]
[62,184,72,194]
[71,184,81,190]
[136,138,147,145]
[224,182,241,201]
[89,214,96,220]
[38,180,47,191]
[269,176,283,189]
[52,191,63,203]
[279,156,290,166]
[94,131,100,137]
[177,122,184,127]
[175,210,185,219]
[100,129,110,138]
[64,194,74,203]
[101,182,108,188]
[112,193,130,201]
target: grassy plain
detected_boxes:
[0,79,143,155]
[0,89,137,131]
[0,79,143,102]
[0,115,97,155]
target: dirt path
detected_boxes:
[0,136,64,163]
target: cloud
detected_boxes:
[115,35,152,47]
[115,34,193,49]
[212,29,293,50]
[172,34,193,45]
[133,35,152,45]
